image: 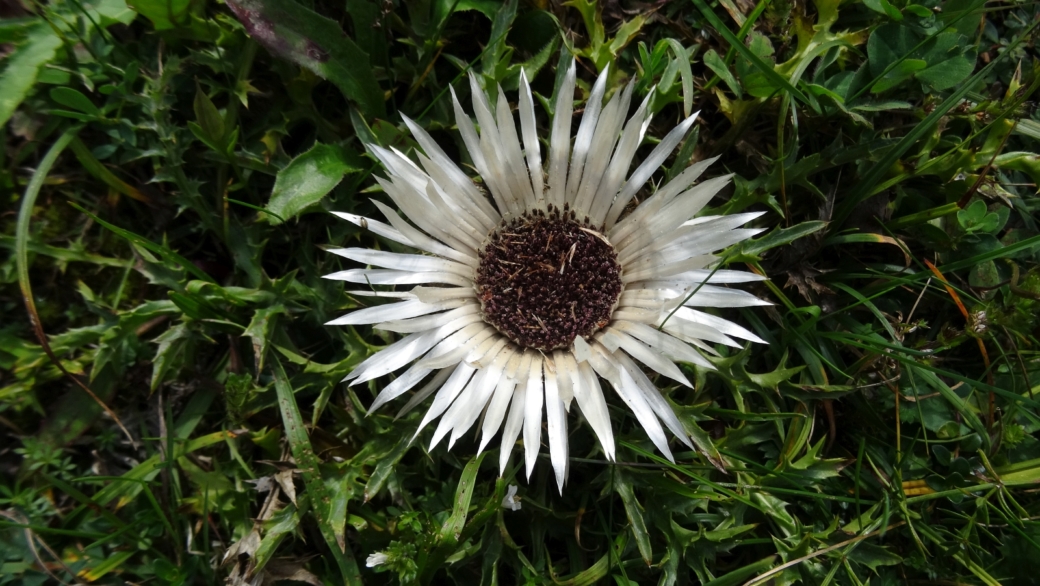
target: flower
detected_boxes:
[501,484,522,511]
[326,61,768,493]
[366,552,389,567]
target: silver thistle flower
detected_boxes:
[325,61,768,492]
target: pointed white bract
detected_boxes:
[325,59,769,494]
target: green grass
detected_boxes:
[3,0,1040,583]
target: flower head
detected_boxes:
[326,61,768,492]
[366,552,389,568]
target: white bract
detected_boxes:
[326,61,768,493]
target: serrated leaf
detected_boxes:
[0,22,62,127]
[244,305,285,372]
[481,0,518,78]
[703,523,758,542]
[746,353,805,391]
[750,492,797,536]
[848,543,903,571]
[363,433,412,502]
[323,464,360,554]
[788,437,847,479]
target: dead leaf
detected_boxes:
[273,469,297,507]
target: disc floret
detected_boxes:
[476,204,623,351]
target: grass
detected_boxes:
[2,0,1040,583]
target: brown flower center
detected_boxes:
[475,205,623,351]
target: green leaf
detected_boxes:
[243,305,284,372]
[150,322,193,391]
[871,58,926,93]
[848,543,903,571]
[663,39,695,117]
[915,32,977,92]
[813,0,840,28]
[904,4,931,17]
[433,0,500,23]
[941,0,986,37]
[615,470,652,565]
[863,0,903,20]
[750,491,797,536]
[363,433,412,502]
[787,437,846,479]
[607,14,647,61]
[866,23,975,93]
[125,0,191,29]
[69,138,149,203]
[49,87,100,115]
[995,151,1040,184]
[192,84,226,149]
[957,200,987,228]
[252,504,299,571]
[867,24,915,78]
[0,17,35,44]
[265,143,360,224]
[851,100,912,111]
[437,453,487,547]
[323,464,360,554]
[703,48,742,98]
[481,0,519,78]
[167,291,223,320]
[225,0,386,118]
[911,366,989,444]
[702,556,777,586]
[703,523,758,542]
[0,22,62,127]
[744,352,805,391]
[80,551,135,581]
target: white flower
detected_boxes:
[326,60,768,493]
[366,552,389,567]
[502,484,522,511]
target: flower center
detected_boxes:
[475,205,623,351]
